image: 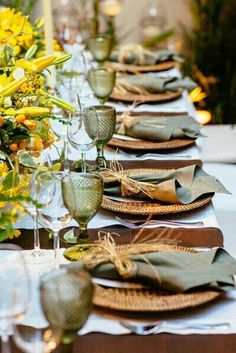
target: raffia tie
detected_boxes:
[117,111,166,135]
[106,160,157,199]
[114,78,151,97]
[118,44,155,65]
[83,232,137,279]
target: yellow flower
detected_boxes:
[0,162,9,177]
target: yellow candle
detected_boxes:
[43,0,54,56]
[100,0,123,17]
[42,0,55,87]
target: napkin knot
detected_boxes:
[118,44,154,65]
[83,232,137,279]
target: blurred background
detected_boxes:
[1,0,235,125]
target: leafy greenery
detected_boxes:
[142,29,175,48]
[0,0,36,14]
[181,0,236,123]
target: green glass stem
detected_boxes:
[78,222,89,242]
[98,97,106,105]
[81,152,86,173]
[96,144,106,169]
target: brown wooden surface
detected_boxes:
[6,159,231,353]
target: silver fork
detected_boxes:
[120,321,230,335]
[136,152,191,160]
[116,216,204,228]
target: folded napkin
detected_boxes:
[103,165,230,204]
[116,115,202,141]
[116,74,197,94]
[110,48,182,65]
[86,248,236,293]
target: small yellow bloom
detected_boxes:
[0,162,9,177]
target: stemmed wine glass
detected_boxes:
[67,107,98,172]
[87,67,116,104]
[89,105,116,169]
[62,172,103,260]
[88,35,112,64]
[36,172,72,264]
[0,244,30,353]
[50,114,70,174]
[13,280,64,353]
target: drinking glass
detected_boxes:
[62,172,103,259]
[50,114,70,173]
[13,282,64,353]
[67,107,98,172]
[57,52,88,106]
[0,244,30,353]
[88,35,112,64]
[40,264,93,344]
[89,105,116,168]
[87,67,116,104]
[36,172,72,263]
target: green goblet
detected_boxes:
[88,35,112,64]
[62,172,103,258]
[86,105,116,168]
[87,67,116,104]
[40,264,93,345]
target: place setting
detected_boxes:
[0,1,235,353]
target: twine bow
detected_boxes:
[118,44,155,65]
[83,232,161,282]
[104,160,158,199]
[116,103,166,135]
[83,232,137,279]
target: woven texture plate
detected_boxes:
[93,243,220,312]
[105,61,176,73]
[110,90,182,103]
[108,137,195,151]
[101,168,213,215]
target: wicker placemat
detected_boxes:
[93,243,220,312]
[108,137,195,151]
[105,61,176,73]
[110,90,182,103]
[101,167,213,215]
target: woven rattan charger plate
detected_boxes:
[110,90,182,103]
[108,137,195,151]
[93,243,220,312]
[105,60,176,73]
[101,168,213,215]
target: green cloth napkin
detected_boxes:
[110,49,182,65]
[116,115,202,141]
[118,74,197,93]
[104,165,230,204]
[87,248,236,293]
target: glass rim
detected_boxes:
[62,171,103,182]
[90,105,116,112]
[88,66,115,74]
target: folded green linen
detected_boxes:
[87,248,236,293]
[116,115,202,141]
[103,165,230,204]
[117,74,197,93]
[110,49,182,65]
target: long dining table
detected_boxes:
[5,61,236,353]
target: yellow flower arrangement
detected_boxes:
[0,8,34,56]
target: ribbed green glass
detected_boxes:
[88,35,112,63]
[87,67,116,104]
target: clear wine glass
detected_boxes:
[36,172,72,265]
[87,67,116,105]
[13,282,64,353]
[67,107,98,172]
[62,172,103,260]
[50,114,70,174]
[22,173,53,264]
[0,244,30,353]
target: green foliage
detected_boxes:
[0,0,37,15]
[181,0,236,123]
[142,30,175,48]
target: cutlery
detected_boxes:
[120,321,230,335]
[116,216,204,228]
[136,152,191,160]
